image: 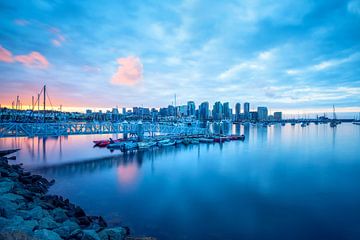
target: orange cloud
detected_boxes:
[0,45,49,68]
[0,45,14,63]
[111,56,143,86]
[49,27,65,47]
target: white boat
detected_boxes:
[138,141,156,149]
[199,138,214,143]
[121,142,138,152]
[159,140,176,147]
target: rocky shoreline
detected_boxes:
[0,154,149,240]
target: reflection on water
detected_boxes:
[1,123,360,240]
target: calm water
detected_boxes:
[1,123,360,240]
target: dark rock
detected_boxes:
[34,229,62,240]
[98,227,126,240]
[77,216,91,227]
[7,156,16,160]
[39,216,59,229]
[74,206,86,218]
[51,208,68,223]
[82,229,101,240]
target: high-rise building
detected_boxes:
[167,105,175,116]
[244,102,250,120]
[178,105,188,116]
[257,106,268,121]
[187,101,196,116]
[274,112,282,121]
[213,101,223,121]
[223,102,231,119]
[122,108,126,115]
[199,102,209,121]
[235,103,241,121]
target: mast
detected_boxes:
[43,85,46,123]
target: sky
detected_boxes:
[0,0,360,114]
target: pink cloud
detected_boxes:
[0,45,14,63]
[48,27,65,47]
[14,52,49,68]
[111,56,143,86]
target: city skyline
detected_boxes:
[1,0,360,114]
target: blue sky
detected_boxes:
[0,0,360,113]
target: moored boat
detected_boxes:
[199,138,214,143]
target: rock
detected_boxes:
[51,208,68,223]
[98,227,127,240]
[82,229,101,240]
[69,228,83,239]
[18,206,50,220]
[74,206,86,218]
[39,216,59,229]
[0,180,15,193]
[1,193,24,202]
[0,198,19,218]
[53,219,81,238]
[34,229,62,240]
[77,216,91,227]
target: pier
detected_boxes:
[0,121,208,138]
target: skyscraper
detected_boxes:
[235,103,241,121]
[187,101,196,116]
[213,101,223,121]
[257,106,268,121]
[244,102,250,120]
[199,102,209,121]
[223,102,230,119]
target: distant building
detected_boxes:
[249,111,258,121]
[122,108,126,115]
[112,108,119,114]
[257,107,268,121]
[274,112,282,121]
[159,107,168,117]
[178,105,188,116]
[85,109,92,115]
[187,101,196,116]
[244,102,250,120]
[199,102,209,121]
[223,102,231,119]
[212,101,223,121]
[167,105,175,116]
[235,103,241,121]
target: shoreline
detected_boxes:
[0,153,153,240]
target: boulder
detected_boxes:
[53,219,80,238]
[51,208,68,223]
[0,180,14,193]
[82,229,101,240]
[18,206,50,220]
[0,198,19,218]
[1,193,24,202]
[39,216,59,229]
[34,229,62,240]
[98,227,127,240]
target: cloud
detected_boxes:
[111,56,143,86]
[0,45,49,68]
[0,45,14,63]
[286,52,360,75]
[48,27,66,47]
[14,52,49,68]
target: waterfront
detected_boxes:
[1,123,360,239]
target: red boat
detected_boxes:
[93,138,126,147]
